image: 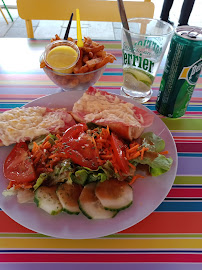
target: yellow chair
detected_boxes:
[17,0,155,38]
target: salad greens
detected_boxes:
[130,132,173,177]
[28,134,57,151]
[34,160,115,190]
[33,173,48,190]
[32,130,173,191]
[3,122,174,219]
[140,132,165,153]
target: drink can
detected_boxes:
[156,26,202,118]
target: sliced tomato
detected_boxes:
[62,123,88,142]
[64,149,98,169]
[111,133,130,174]
[62,130,99,170]
[3,142,36,183]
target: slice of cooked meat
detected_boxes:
[71,87,154,140]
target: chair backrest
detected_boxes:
[17,0,155,38]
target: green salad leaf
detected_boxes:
[33,173,48,190]
[151,155,173,171]
[73,170,88,185]
[129,132,172,177]
[131,153,173,177]
[72,161,115,186]
[150,167,168,177]
[28,134,57,151]
[140,132,165,152]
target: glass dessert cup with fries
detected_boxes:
[40,36,116,91]
[41,60,106,91]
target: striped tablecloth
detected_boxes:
[0,38,202,270]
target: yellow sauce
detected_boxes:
[46,45,78,73]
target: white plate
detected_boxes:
[0,91,178,239]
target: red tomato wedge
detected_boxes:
[63,148,98,170]
[111,133,130,174]
[3,142,36,183]
[63,137,99,169]
[61,125,99,170]
[62,123,88,141]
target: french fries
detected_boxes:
[41,35,116,74]
[40,35,116,90]
[72,36,116,74]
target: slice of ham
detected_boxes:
[0,107,76,147]
[71,87,154,141]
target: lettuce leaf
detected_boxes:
[72,161,115,185]
[131,153,173,177]
[73,170,88,185]
[150,167,167,177]
[33,173,48,190]
[140,132,165,152]
[28,134,57,151]
[2,186,17,197]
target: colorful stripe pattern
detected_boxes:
[0,39,202,269]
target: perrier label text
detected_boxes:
[123,52,154,73]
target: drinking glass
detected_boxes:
[121,18,174,103]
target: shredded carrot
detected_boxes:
[106,125,110,135]
[140,147,149,160]
[159,150,169,155]
[93,126,130,174]
[126,151,130,160]
[7,181,34,190]
[91,135,96,145]
[96,138,107,143]
[7,181,15,189]
[129,176,137,185]
[42,141,52,149]
[48,153,66,159]
[127,144,139,154]
[100,154,113,159]
[33,152,43,164]
[114,166,118,174]
[129,174,144,185]
[129,151,140,160]
[56,134,61,139]
[43,135,51,143]
[100,126,110,140]
[129,141,139,148]
[128,162,136,170]
[32,141,39,153]
[91,135,101,160]
[15,183,33,189]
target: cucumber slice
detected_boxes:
[34,186,62,215]
[78,183,116,219]
[56,182,83,215]
[95,179,133,211]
